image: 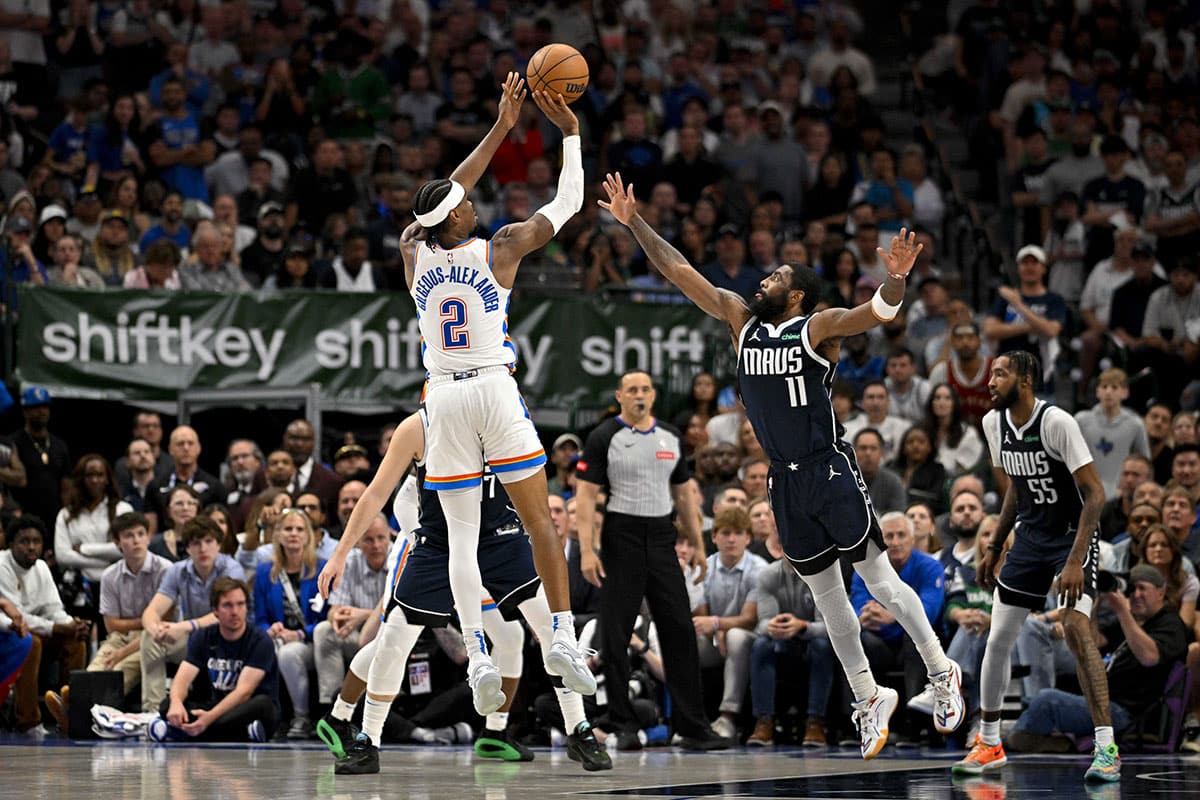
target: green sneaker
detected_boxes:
[474,728,535,762]
[316,714,359,759]
[1084,743,1120,783]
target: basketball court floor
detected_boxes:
[0,739,1196,799]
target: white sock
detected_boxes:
[332,696,356,722]
[362,696,391,747]
[980,718,1001,746]
[1095,726,1114,748]
[917,637,952,677]
[485,711,509,732]
[464,626,489,658]
[849,669,878,704]
[551,611,575,641]
[556,688,586,731]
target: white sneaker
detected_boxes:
[851,686,898,760]
[711,716,736,740]
[468,655,506,716]
[906,685,935,716]
[544,632,597,695]
[21,723,50,740]
[930,659,965,733]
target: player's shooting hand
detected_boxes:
[876,227,922,278]
[1057,559,1085,608]
[531,89,579,136]
[581,548,605,588]
[598,172,637,225]
[496,72,527,131]
[977,548,1000,591]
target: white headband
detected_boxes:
[415,180,465,228]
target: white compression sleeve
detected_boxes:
[980,594,1024,712]
[484,606,525,677]
[535,135,583,233]
[441,486,485,633]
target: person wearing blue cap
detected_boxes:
[7,386,71,530]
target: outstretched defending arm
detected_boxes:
[491,91,582,286]
[600,172,751,334]
[806,229,922,349]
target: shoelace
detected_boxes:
[931,668,957,698]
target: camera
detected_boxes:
[1096,570,1128,594]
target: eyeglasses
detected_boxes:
[295,503,321,512]
[170,499,200,509]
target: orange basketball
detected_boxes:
[526,43,589,104]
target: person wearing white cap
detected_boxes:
[33,204,67,266]
[983,245,1068,395]
[547,433,583,497]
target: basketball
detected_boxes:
[526,43,589,104]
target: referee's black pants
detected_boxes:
[598,512,708,737]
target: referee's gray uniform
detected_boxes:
[575,417,710,738]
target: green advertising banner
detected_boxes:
[15,287,735,412]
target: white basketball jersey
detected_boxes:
[411,237,515,376]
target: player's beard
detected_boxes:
[993,383,1020,410]
[748,290,787,321]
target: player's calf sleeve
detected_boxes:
[517,593,556,660]
[442,486,485,632]
[484,608,525,678]
[980,595,1025,712]
[853,547,943,657]
[800,562,876,702]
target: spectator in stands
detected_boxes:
[740,457,769,502]
[1176,414,1199,447]
[1137,257,1200,404]
[1099,455,1154,543]
[311,30,389,140]
[983,245,1067,396]
[887,427,947,515]
[141,516,245,713]
[279,419,342,516]
[236,157,284,227]
[1110,502,1161,573]
[1043,190,1087,305]
[606,105,663,195]
[1136,526,1197,630]
[89,210,139,285]
[150,484,201,563]
[84,94,147,189]
[1039,120,1105,222]
[321,227,383,292]
[139,191,190,252]
[206,125,287,202]
[0,516,89,737]
[287,139,357,233]
[146,425,225,531]
[1161,486,1199,568]
[752,102,807,223]
[746,539,834,747]
[1078,230,1154,392]
[235,488,290,573]
[47,234,105,288]
[158,576,278,742]
[115,411,173,487]
[1011,127,1056,246]
[837,331,884,398]
[7,387,70,532]
[147,77,215,202]
[148,41,209,116]
[1007,565,1187,753]
[331,445,371,482]
[700,224,759,299]
[851,148,913,234]
[900,145,944,232]
[118,438,156,517]
[32,204,67,266]
[53,454,130,601]
[662,125,723,212]
[823,248,861,309]
[844,380,912,459]
[922,383,985,476]
[850,511,944,740]
[1173,444,1200,504]
[1109,241,1169,357]
[179,224,250,291]
[884,348,930,424]
[0,595,31,720]
[853,428,907,514]
[263,233,318,290]
[224,439,262,513]
[314,514,389,715]
[0,216,46,295]
[694,508,765,741]
[1080,135,1146,270]
[1144,149,1200,271]
[807,17,876,97]
[205,504,236,556]
[1074,369,1151,499]
[907,502,940,556]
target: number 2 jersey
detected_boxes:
[410,236,516,376]
[982,400,1095,537]
[736,315,837,462]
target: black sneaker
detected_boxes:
[474,728,535,762]
[334,734,380,775]
[615,731,643,751]
[566,722,612,771]
[317,714,360,759]
[678,728,733,751]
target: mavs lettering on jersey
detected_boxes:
[737,316,837,462]
[993,402,1084,537]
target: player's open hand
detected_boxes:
[876,227,923,279]
[580,548,606,588]
[1057,558,1085,608]
[318,555,345,599]
[531,89,579,136]
[496,72,527,131]
[976,547,1000,591]
[599,172,637,225]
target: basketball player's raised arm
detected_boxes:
[600,172,750,330]
[319,412,424,598]
[491,91,583,286]
[806,229,922,348]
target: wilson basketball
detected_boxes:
[526,43,589,104]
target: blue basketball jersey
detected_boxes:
[736,315,838,462]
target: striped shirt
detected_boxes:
[327,548,389,610]
[576,417,688,518]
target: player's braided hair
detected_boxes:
[413,178,455,250]
[789,264,823,314]
[1005,350,1041,392]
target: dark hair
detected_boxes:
[790,264,823,313]
[412,179,456,247]
[618,368,653,389]
[104,93,143,149]
[1002,351,1041,390]
[202,503,237,555]
[922,382,967,450]
[685,371,718,419]
[111,511,151,542]
[144,239,180,267]
[6,514,47,542]
[886,347,914,364]
[862,378,888,395]
[853,427,884,448]
[342,226,369,246]
[1174,443,1200,458]
[890,426,936,471]
[65,454,121,523]
[181,515,224,547]
[210,576,249,609]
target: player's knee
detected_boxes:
[813,587,860,637]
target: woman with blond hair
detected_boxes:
[235,488,291,575]
[253,507,327,739]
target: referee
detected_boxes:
[575,370,730,751]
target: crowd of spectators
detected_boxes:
[0,0,1198,756]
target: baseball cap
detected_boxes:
[38,205,67,226]
[333,443,368,462]
[286,232,314,256]
[1128,564,1165,589]
[100,208,127,225]
[553,433,582,451]
[1131,241,1155,258]
[4,215,32,234]
[717,223,742,239]
[20,385,51,407]
[758,100,787,119]
[1016,244,1047,264]
[257,201,284,222]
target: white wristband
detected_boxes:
[871,286,902,321]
